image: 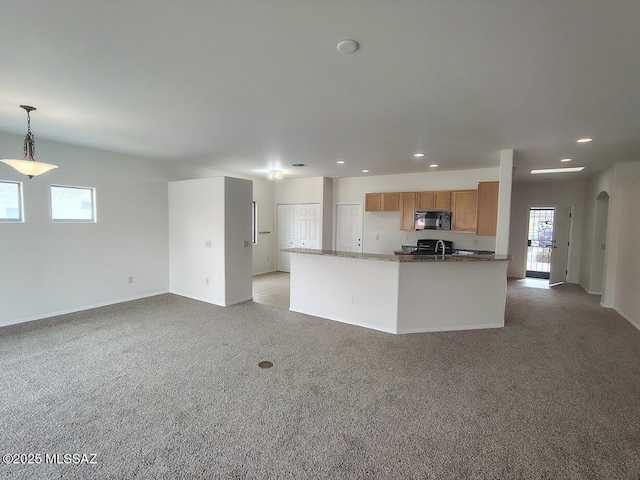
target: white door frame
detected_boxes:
[549,205,572,285]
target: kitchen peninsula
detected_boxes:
[284,248,509,334]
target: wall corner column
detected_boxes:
[495,149,513,256]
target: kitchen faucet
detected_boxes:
[435,240,446,260]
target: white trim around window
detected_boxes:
[50,184,97,223]
[0,180,24,223]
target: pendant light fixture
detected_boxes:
[1,105,58,178]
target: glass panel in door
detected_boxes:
[526,207,554,279]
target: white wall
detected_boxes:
[168,177,252,306]
[495,150,514,255]
[507,179,586,282]
[332,168,500,254]
[167,163,275,276]
[252,179,275,274]
[224,177,253,304]
[607,161,640,328]
[0,132,169,326]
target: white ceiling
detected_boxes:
[1,1,639,182]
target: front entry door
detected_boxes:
[549,206,571,285]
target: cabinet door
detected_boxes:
[434,191,451,210]
[382,193,400,211]
[452,190,478,233]
[416,192,434,210]
[476,182,499,236]
[365,193,382,212]
[399,193,416,230]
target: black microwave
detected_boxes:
[415,211,452,230]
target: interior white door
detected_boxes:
[549,206,571,285]
[335,204,363,253]
[277,205,297,272]
[298,205,319,248]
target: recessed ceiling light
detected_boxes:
[336,160,345,164]
[414,153,425,157]
[337,39,359,54]
[560,158,572,162]
[362,169,369,173]
[531,167,585,174]
[577,138,592,143]
[429,164,439,168]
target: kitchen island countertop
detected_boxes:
[282,247,509,263]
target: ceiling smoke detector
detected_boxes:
[337,39,359,54]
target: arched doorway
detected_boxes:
[590,191,609,295]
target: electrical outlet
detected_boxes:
[205,240,212,248]
[128,276,134,284]
[376,234,380,240]
[205,277,209,285]
[473,239,479,246]
[266,256,270,262]
[243,240,249,247]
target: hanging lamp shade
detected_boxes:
[0,105,58,179]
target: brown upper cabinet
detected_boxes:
[365,193,382,211]
[416,191,450,211]
[382,193,400,211]
[476,181,499,236]
[416,192,434,210]
[365,192,400,212]
[399,193,416,230]
[451,190,478,233]
[434,191,451,210]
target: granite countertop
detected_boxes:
[282,248,509,263]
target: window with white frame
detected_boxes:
[0,180,24,222]
[51,185,96,222]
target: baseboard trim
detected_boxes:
[398,323,504,334]
[169,291,254,307]
[253,270,277,276]
[0,291,170,328]
[226,296,253,306]
[614,307,640,332]
[289,307,397,334]
[579,283,602,295]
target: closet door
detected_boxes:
[298,204,319,248]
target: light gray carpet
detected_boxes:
[1,282,639,479]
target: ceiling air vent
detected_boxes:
[291,163,306,167]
